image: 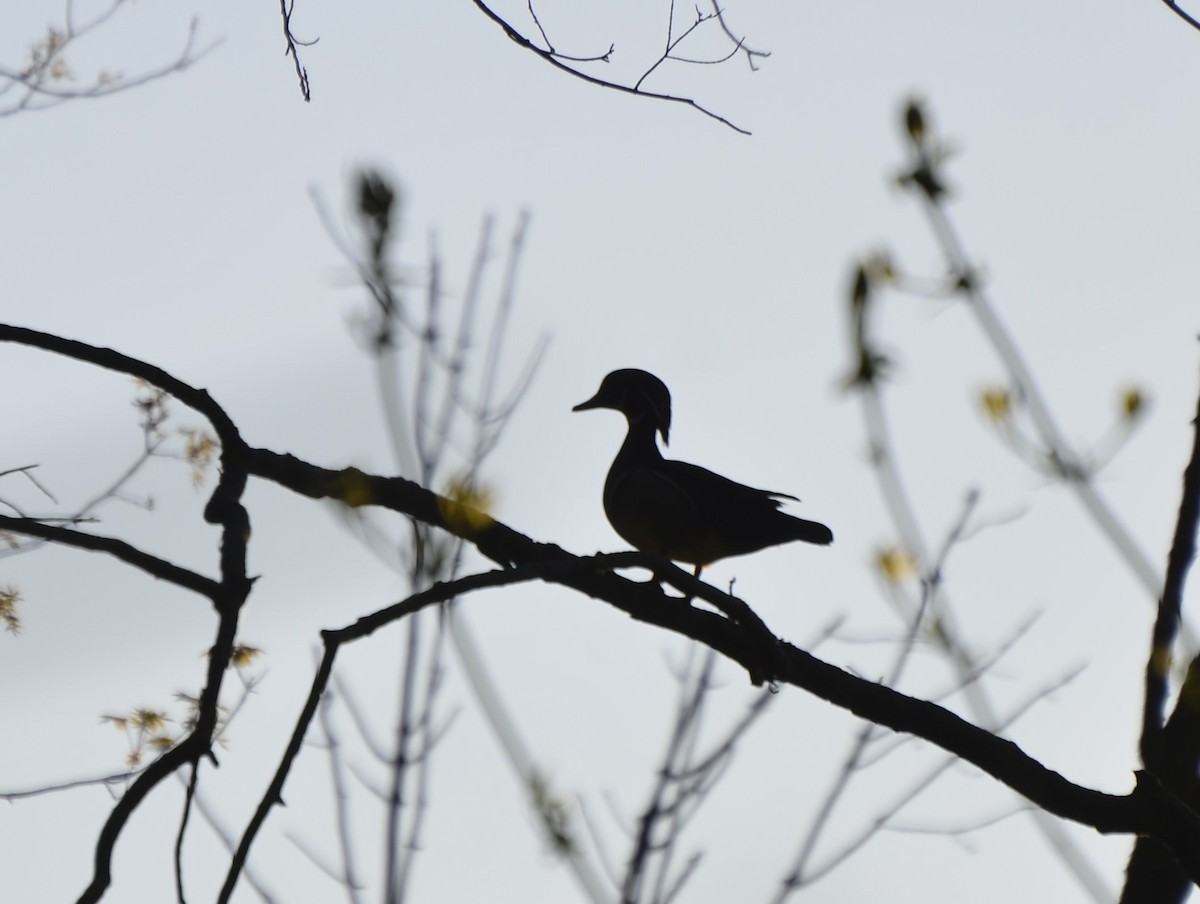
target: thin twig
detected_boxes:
[469,0,753,135]
[278,0,315,101]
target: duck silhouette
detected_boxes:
[574,369,832,574]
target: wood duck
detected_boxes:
[573,369,833,573]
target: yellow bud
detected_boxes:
[877,547,917,583]
[903,98,926,145]
[1120,387,1147,420]
[979,387,1011,422]
[438,477,495,536]
[230,643,263,669]
[132,709,170,733]
[0,585,21,634]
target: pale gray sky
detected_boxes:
[2,1,1199,901]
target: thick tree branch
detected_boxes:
[1122,364,1200,903]
[238,450,1200,880]
[1141,365,1200,764]
[0,326,241,445]
[0,326,257,904]
[7,324,1200,893]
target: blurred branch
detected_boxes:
[894,98,1172,617]
[779,660,1084,895]
[883,99,1200,899]
[445,600,613,903]
[0,1,217,117]
[0,464,57,505]
[310,171,555,902]
[776,491,985,899]
[842,98,1184,902]
[316,685,366,904]
[0,768,144,801]
[848,263,1113,899]
[707,0,769,70]
[622,647,774,903]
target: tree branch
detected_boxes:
[1161,0,1200,35]
[1140,363,1200,765]
[1122,361,1200,902]
[0,515,220,601]
[468,0,752,135]
[8,323,1200,893]
[0,326,257,904]
[241,448,1200,882]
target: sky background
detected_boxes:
[3,0,1200,901]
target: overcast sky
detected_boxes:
[3,1,1200,902]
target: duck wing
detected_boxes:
[604,458,832,565]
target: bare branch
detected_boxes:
[894,99,1171,611]
[0,515,220,601]
[469,0,754,135]
[279,0,316,102]
[1139,364,1200,764]
[707,1,770,70]
[1160,0,1200,35]
[9,325,1200,896]
[0,5,218,118]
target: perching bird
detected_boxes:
[573,369,833,574]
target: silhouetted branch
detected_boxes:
[1140,365,1200,765]
[1161,0,1200,34]
[1122,363,1200,903]
[8,324,1200,897]
[216,562,581,904]
[0,327,255,904]
[279,0,316,102]
[469,0,755,135]
[0,515,219,601]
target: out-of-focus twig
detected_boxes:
[0,1,217,117]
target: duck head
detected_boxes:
[573,368,672,444]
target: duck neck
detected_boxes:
[615,414,664,469]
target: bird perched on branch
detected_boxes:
[573,369,833,575]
